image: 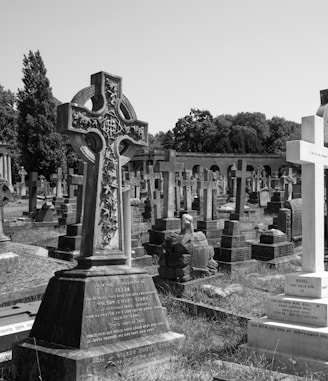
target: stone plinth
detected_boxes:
[145,218,181,257]
[196,219,223,248]
[251,229,294,261]
[244,272,328,374]
[48,224,82,261]
[265,191,285,214]
[12,257,185,381]
[214,220,251,265]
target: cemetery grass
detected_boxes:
[4,222,327,380]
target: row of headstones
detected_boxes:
[14,166,79,200]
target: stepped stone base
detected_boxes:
[251,242,294,261]
[12,257,185,381]
[244,271,328,376]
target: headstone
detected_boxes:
[196,169,223,247]
[35,201,54,223]
[0,178,17,265]
[284,198,302,244]
[27,172,40,216]
[13,71,184,380]
[214,220,252,272]
[244,113,328,374]
[230,159,247,221]
[18,167,27,197]
[158,214,217,282]
[251,229,294,261]
[259,188,271,208]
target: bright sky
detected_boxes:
[1,0,328,135]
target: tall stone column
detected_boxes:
[7,155,12,186]
[0,156,3,178]
[3,155,8,182]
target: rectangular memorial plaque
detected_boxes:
[267,295,328,326]
[285,272,328,298]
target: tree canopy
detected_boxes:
[0,85,20,180]
[152,109,300,154]
[16,50,67,178]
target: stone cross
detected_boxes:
[197,169,216,221]
[286,168,297,201]
[67,168,76,199]
[232,159,247,220]
[18,166,27,184]
[230,163,237,197]
[181,169,193,211]
[156,150,184,219]
[56,167,63,198]
[57,71,148,258]
[67,162,87,224]
[142,165,161,199]
[28,172,40,214]
[287,115,328,273]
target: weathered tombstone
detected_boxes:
[230,159,247,221]
[284,198,303,245]
[13,71,184,380]
[158,214,217,282]
[35,201,54,223]
[180,169,197,218]
[251,229,294,262]
[0,178,17,264]
[27,172,40,216]
[259,188,271,208]
[196,169,223,247]
[145,150,184,256]
[48,162,87,261]
[244,113,328,374]
[18,166,27,197]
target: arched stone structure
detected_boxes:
[130,149,287,178]
[0,142,12,187]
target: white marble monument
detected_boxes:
[244,114,328,374]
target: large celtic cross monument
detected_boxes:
[12,72,184,381]
[57,71,148,258]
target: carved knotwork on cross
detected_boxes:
[57,71,148,258]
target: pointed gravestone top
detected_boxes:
[287,115,328,273]
[57,71,148,261]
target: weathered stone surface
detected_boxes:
[251,241,294,260]
[259,229,287,244]
[221,235,248,248]
[216,247,251,262]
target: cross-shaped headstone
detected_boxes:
[57,71,148,258]
[18,166,27,184]
[156,150,184,219]
[56,167,63,198]
[230,163,237,197]
[287,115,328,273]
[67,162,87,224]
[232,159,247,220]
[285,168,297,201]
[28,172,41,214]
[197,169,216,221]
[181,169,193,211]
[142,165,161,199]
[67,168,76,199]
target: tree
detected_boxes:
[232,112,269,152]
[0,85,20,180]
[266,116,301,154]
[173,109,214,152]
[17,50,66,178]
